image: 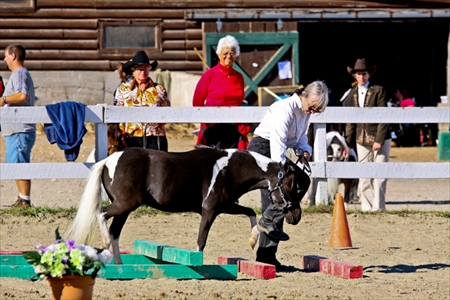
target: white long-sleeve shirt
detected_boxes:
[254,93,312,163]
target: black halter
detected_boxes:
[268,163,295,212]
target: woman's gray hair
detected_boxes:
[303,80,329,113]
[216,35,240,57]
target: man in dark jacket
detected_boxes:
[344,58,391,212]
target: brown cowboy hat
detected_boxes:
[347,58,377,75]
[122,51,158,75]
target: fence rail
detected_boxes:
[1,105,449,205]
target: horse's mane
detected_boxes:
[194,144,228,155]
[194,144,217,150]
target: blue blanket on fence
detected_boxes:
[44,101,87,162]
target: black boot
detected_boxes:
[257,218,290,241]
[256,247,296,272]
[256,246,281,267]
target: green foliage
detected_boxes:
[1,204,448,218]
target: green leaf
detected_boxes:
[55,226,61,241]
[23,251,41,265]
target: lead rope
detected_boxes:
[142,123,150,149]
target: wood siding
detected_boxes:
[0,1,448,72]
[0,5,203,71]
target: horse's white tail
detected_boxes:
[65,156,110,245]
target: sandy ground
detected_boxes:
[0,128,449,299]
[0,127,449,211]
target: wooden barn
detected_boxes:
[0,0,449,107]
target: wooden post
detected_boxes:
[95,123,108,161]
[313,123,328,205]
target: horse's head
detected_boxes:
[268,160,310,225]
[326,132,348,162]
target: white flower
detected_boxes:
[98,249,113,263]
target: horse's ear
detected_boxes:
[283,159,297,174]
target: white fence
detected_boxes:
[1,105,449,205]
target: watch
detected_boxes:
[2,96,6,105]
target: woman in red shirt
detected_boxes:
[192,35,250,149]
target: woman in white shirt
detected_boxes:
[248,80,329,270]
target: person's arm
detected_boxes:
[374,87,389,147]
[156,84,171,107]
[344,90,356,148]
[295,121,313,161]
[1,92,28,106]
[192,72,209,107]
[115,84,125,107]
[269,105,293,164]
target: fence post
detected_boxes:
[313,123,328,205]
[95,123,108,161]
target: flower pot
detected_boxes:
[47,275,95,300]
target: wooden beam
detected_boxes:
[134,240,203,266]
[36,0,447,9]
[0,60,202,71]
[99,262,238,280]
[0,19,98,29]
[162,20,199,29]
[0,254,237,280]
[0,40,97,50]
[0,8,183,19]
[0,29,97,39]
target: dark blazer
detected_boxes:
[345,83,390,148]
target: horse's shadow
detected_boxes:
[364,263,450,274]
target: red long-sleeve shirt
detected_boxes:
[192,63,249,149]
[192,63,245,107]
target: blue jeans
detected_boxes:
[5,132,36,163]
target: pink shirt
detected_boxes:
[400,98,415,107]
[192,64,245,107]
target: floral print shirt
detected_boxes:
[115,78,170,137]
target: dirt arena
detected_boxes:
[0,128,449,299]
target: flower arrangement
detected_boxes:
[23,228,113,279]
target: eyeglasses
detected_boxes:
[133,66,150,72]
[307,105,318,114]
[306,98,319,114]
[221,51,236,57]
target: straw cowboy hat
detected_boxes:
[347,58,377,75]
[122,51,158,75]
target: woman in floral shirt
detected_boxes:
[115,51,170,151]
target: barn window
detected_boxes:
[99,21,161,55]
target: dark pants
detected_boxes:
[124,136,168,151]
[247,136,284,253]
[202,124,241,149]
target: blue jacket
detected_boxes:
[45,101,87,161]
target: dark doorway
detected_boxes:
[297,21,448,107]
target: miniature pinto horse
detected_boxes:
[308,131,358,204]
[326,131,359,203]
[65,146,308,264]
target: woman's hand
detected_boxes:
[372,142,381,152]
[295,148,311,161]
[342,147,350,158]
[303,151,311,161]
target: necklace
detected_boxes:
[219,67,230,78]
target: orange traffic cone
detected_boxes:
[329,193,353,248]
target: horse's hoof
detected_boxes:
[248,226,260,250]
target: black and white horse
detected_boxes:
[308,131,358,204]
[326,131,359,203]
[65,146,308,264]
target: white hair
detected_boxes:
[216,35,240,57]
